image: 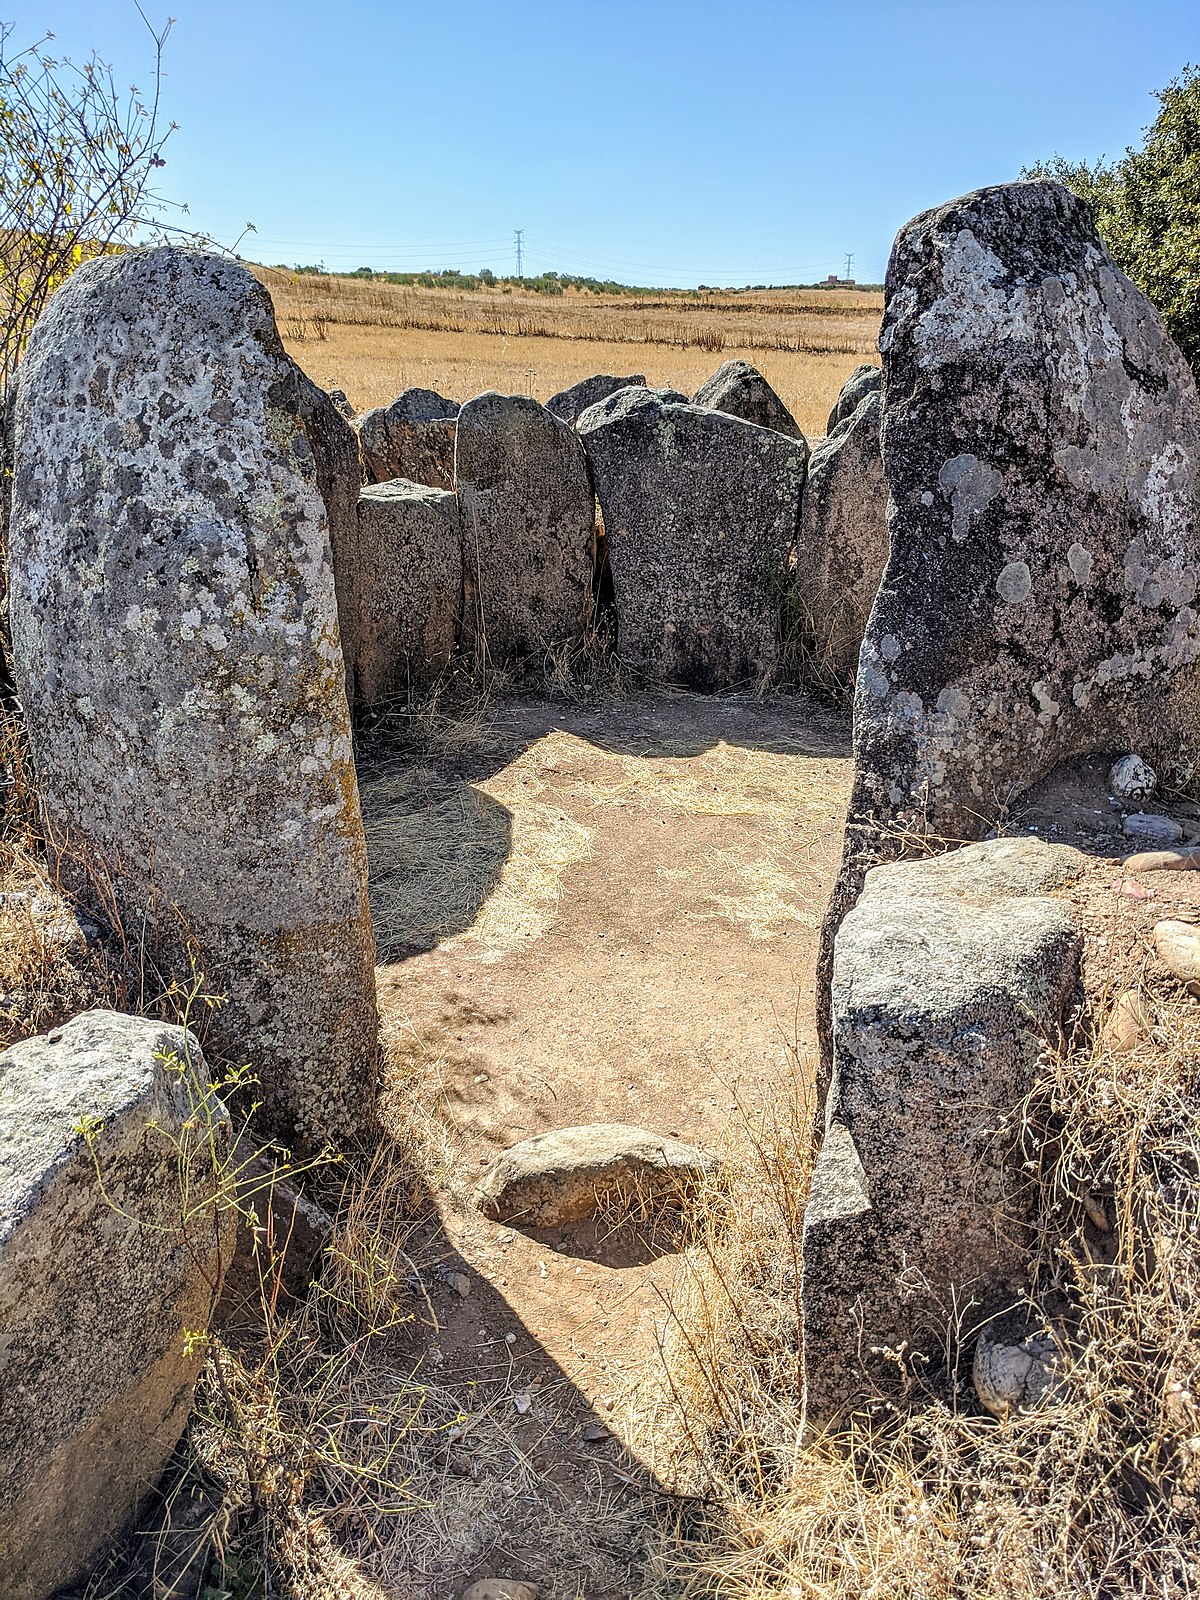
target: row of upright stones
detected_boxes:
[344,353,884,701]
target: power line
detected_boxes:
[844,252,855,281]
[514,228,523,279]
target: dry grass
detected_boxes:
[253,267,882,440]
[636,973,1200,1600]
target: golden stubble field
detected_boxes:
[254,266,883,439]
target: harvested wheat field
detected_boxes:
[338,686,851,1597]
[255,267,882,437]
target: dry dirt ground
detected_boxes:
[351,687,851,1596]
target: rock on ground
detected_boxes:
[692,358,804,439]
[353,480,462,703]
[826,363,881,433]
[794,388,887,684]
[973,1315,1061,1417]
[0,1010,234,1599]
[546,373,646,426]
[456,392,596,667]
[9,247,379,1154]
[802,837,1083,1426]
[578,387,807,688]
[477,1123,714,1227]
[216,1154,333,1323]
[354,386,459,488]
[818,180,1200,1096]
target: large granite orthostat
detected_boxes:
[9,247,379,1153]
[0,1010,233,1598]
[456,391,596,667]
[579,387,807,689]
[803,838,1083,1426]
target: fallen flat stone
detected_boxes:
[353,480,462,703]
[826,363,881,433]
[0,1010,233,1599]
[546,373,646,426]
[1123,847,1200,872]
[578,387,807,688]
[355,387,459,488]
[1154,919,1200,992]
[803,836,1083,1426]
[794,388,887,684]
[1123,812,1184,845]
[692,358,804,439]
[456,392,596,667]
[477,1123,714,1227]
[9,247,379,1154]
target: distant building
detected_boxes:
[823,273,857,287]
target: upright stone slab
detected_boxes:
[692,358,804,440]
[0,1010,234,1599]
[355,479,462,702]
[578,387,807,688]
[859,179,1200,847]
[10,247,379,1153]
[546,372,647,426]
[826,363,881,434]
[794,390,888,683]
[456,391,595,666]
[355,387,459,488]
[817,182,1200,1097]
[803,839,1082,1426]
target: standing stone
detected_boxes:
[858,180,1200,849]
[9,247,379,1154]
[578,387,807,689]
[355,387,459,488]
[794,390,888,684]
[818,182,1200,1098]
[692,358,804,439]
[546,373,647,426]
[826,363,881,434]
[354,479,463,702]
[456,392,595,667]
[327,387,356,419]
[0,1010,234,1599]
[803,838,1082,1426]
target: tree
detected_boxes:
[0,16,179,396]
[1024,66,1200,374]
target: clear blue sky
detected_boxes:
[11,0,1197,287]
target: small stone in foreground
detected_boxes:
[477,1123,714,1227]
[1123,812,1184,846]
[973,1317,1061,1418]
[1154,919,1200,992]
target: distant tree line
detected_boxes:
[270,263,885,297]
[1023,65,1200,374]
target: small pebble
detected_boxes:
[1123,812,1184,845]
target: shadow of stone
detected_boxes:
[505,1214,690,1268]
[357,760,513,963]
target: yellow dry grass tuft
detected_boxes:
[637,972,1200,1600]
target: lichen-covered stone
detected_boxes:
[795,389,887,683]
[818,182,1200,1093]
[456,392,595,667]
[355,387,459,488]
[858,180,1200,849]
[9,247,379,1153]
[354,479,462,702]
[0,1009,234,1599]
[578,387,807,688]
[802,837,1083,1426]
[692,358,804,439]
[826,363,881,434]
[546,373,646,426]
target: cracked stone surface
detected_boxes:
[10,247,379,1153]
